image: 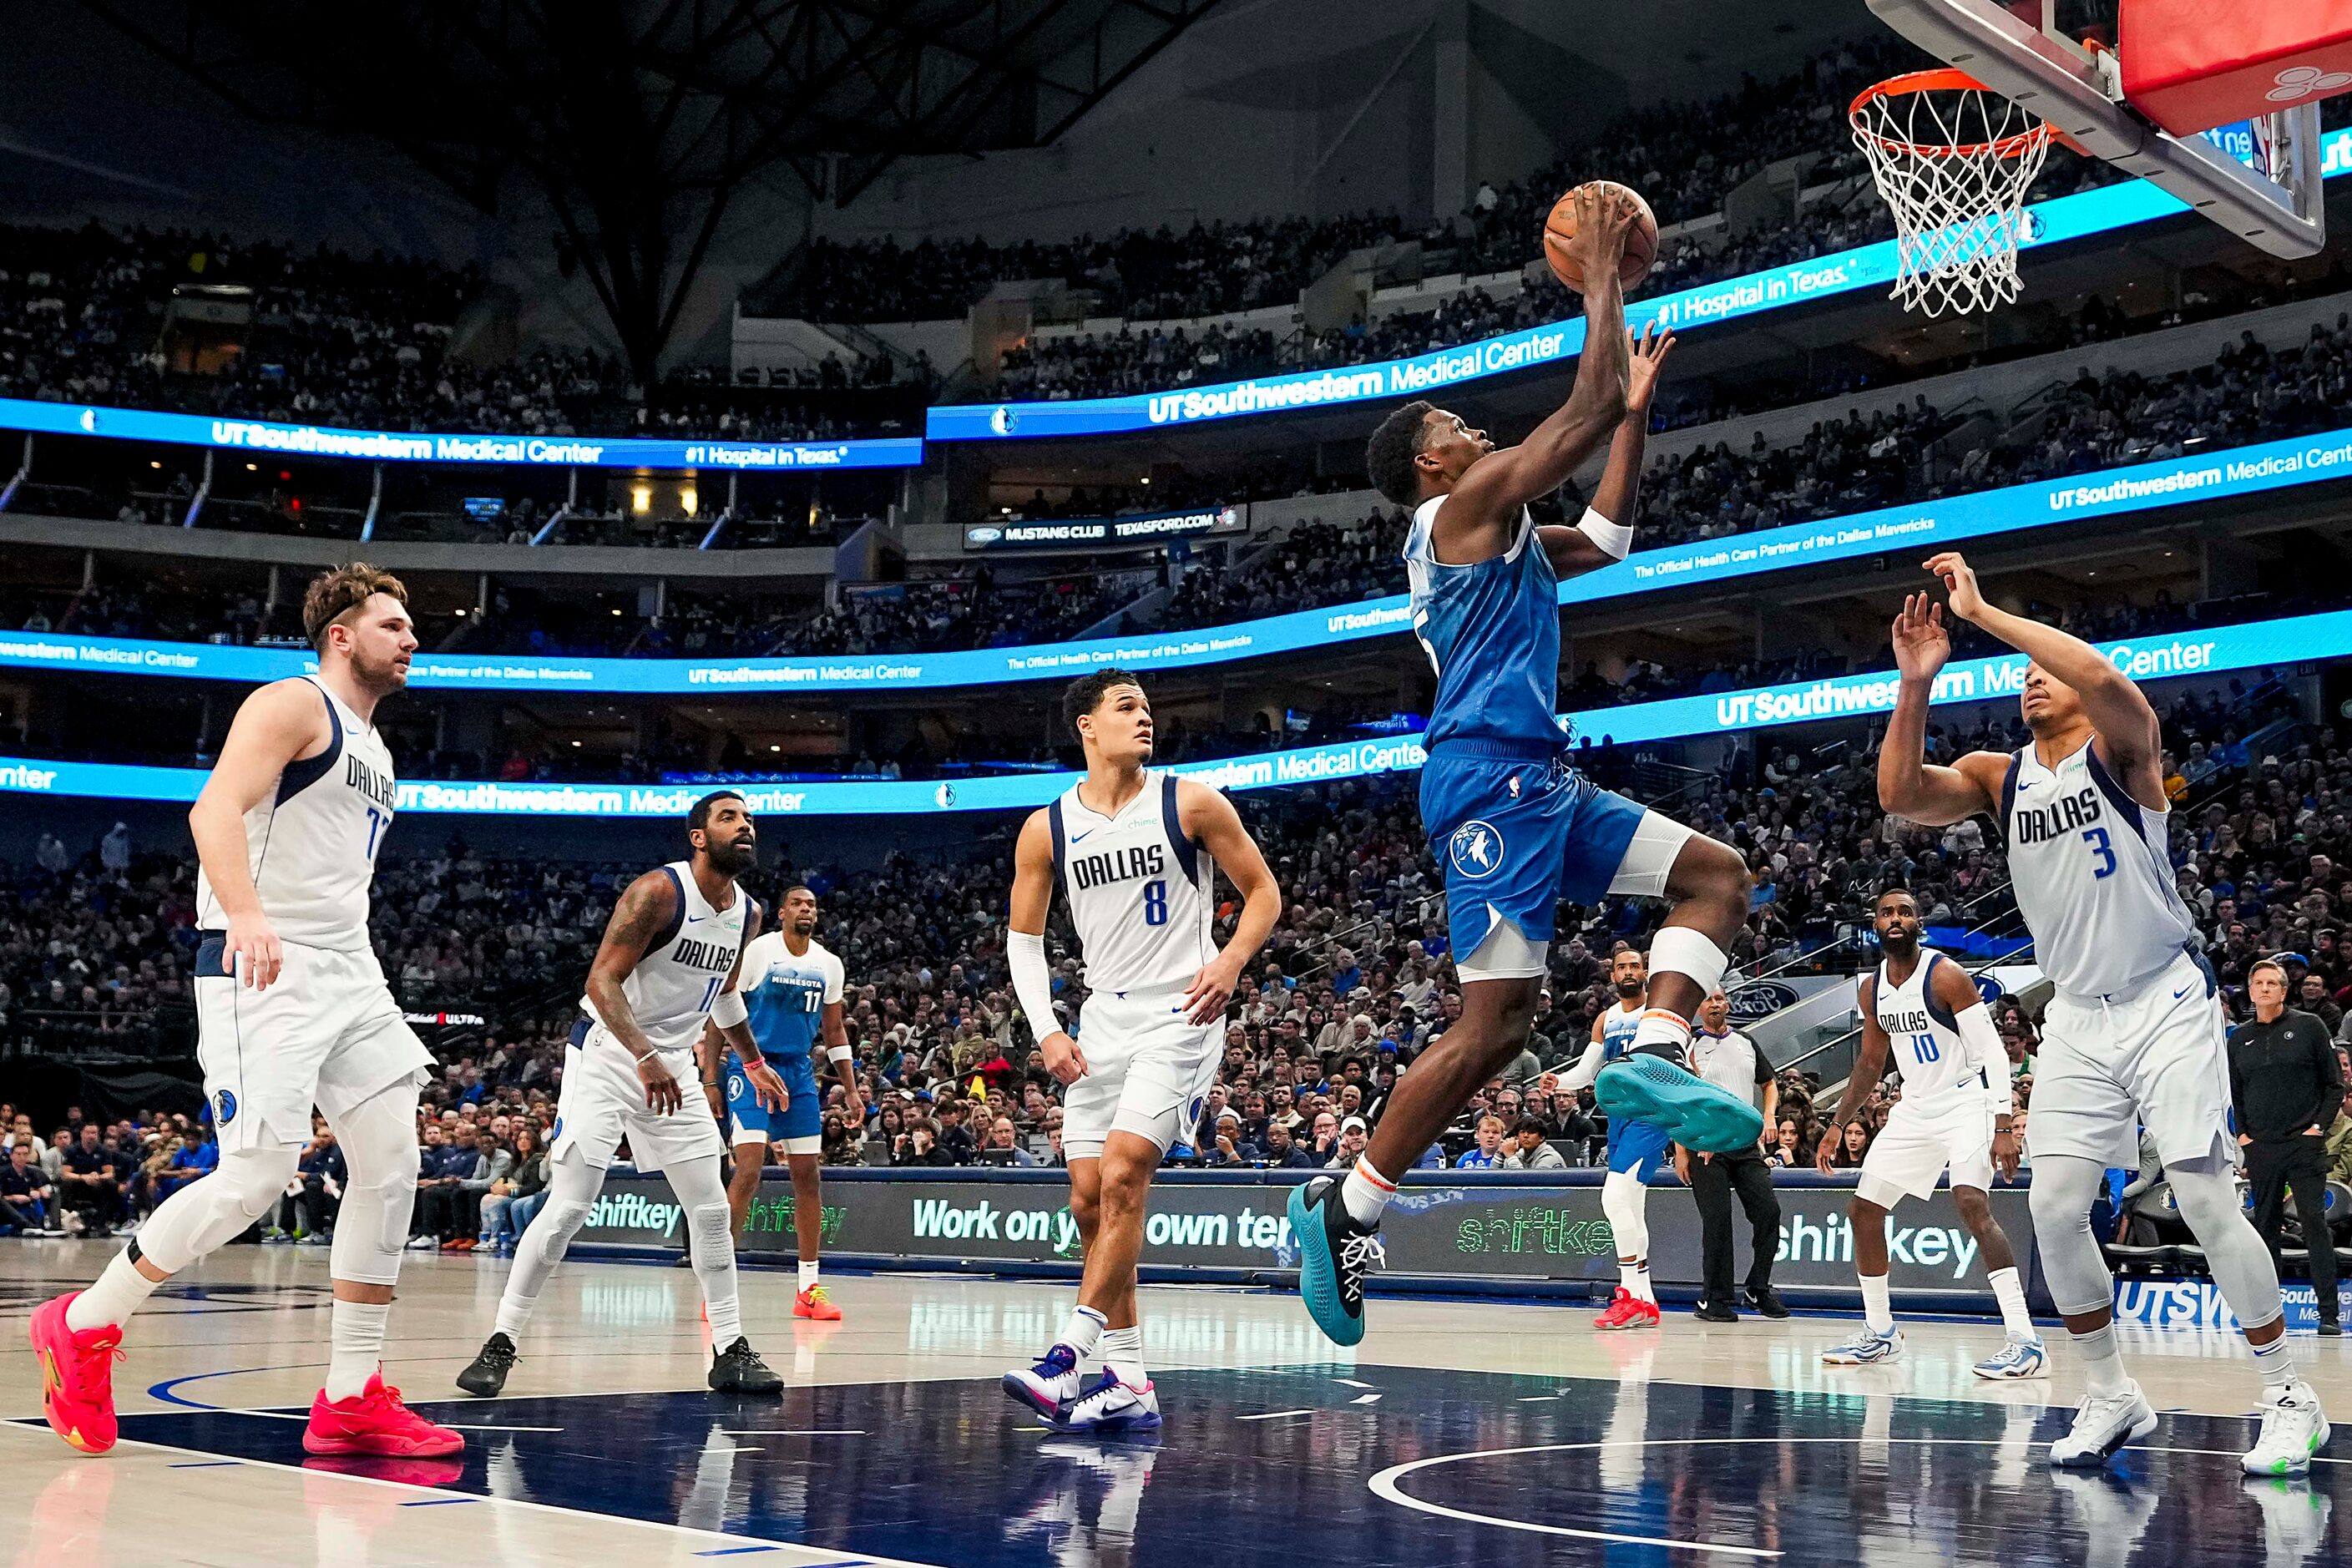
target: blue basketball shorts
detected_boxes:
[1420,740,1682,978]
[1607,1116,1674,1181]
[727,1052,821,1153]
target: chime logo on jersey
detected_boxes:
[1449,819,1503,879]
[2012,784,2103,844]
[1070,842,1166,892]
[672,936,736,971]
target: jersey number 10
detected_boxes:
[1910,1033,1940,1065]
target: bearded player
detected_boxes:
[457,791,789,1398]
[1816,888,2042,1376]
[1879,553,2326,1473]
[32,564,459,1459]
[1292,186,1761,1347]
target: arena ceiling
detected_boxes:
[76,0,1225,375]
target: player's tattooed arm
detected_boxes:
[1438,185,1636,552]
[1821,974,1889,1175]
[585,869,678,1065]
[189,678,333,992]
[1540,324,1674,579]
[1177,780,1282,1025]
[1925,550,2167,810]
[1877,592,2007,827]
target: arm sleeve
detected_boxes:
[1008,930,1060,1044]
[1555,1034,1606,1095]
[1955,1004,2011,1120]
[708,988,749,1029]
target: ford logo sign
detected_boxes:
[1727,980,1798,1021]
[1974,973,2006,1005]
[967,527,1003,544]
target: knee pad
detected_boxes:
[534,1201,593,1265]
[139,1146,298,1274]
[686,1202,736,1267]
[1602,1171,1649,1257]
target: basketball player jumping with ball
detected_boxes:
[1293,184,1764,1347]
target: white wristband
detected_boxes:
[827,1044,853,1065]
[1575,506,1631,560]
[708,988,748,1029]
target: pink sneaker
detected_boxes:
[303,1372,464,1458]
[29,1292,122,1454]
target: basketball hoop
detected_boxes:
[1849,68,2054,317]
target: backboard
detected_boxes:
[1865,0,2328,258]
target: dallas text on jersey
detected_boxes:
[1070,842,1166,892]
[2011,784,2102,845]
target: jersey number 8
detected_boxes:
[1141,879,1168,927]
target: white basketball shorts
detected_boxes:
[1061,987,1222,1161]
[194,935,432,1155]
[1860,1095,1995,1203]
[2027,946,2230,1171]
[550,1020,726,1176]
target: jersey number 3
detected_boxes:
[1141,879,1168,927]
[2081,826,2116,880]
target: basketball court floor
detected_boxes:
[5,1242,2349,1566]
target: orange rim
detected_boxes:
[1849,68,2051,161]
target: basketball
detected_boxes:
[1543,180,1659,292]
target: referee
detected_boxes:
[2229,958,2344,1336]
[1678,986,1787,1322]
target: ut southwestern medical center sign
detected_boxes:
[13,418,2352,695]
[0,609,2329,817]
[0,397,923,472]
[931,129,2352,443]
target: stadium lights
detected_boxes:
[631,483,652,514]
[680,484,698,514]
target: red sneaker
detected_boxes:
[793,1284,842,1321]
[303,1373,465,1458]
[29,1293,122,1454]
[1594,1287,1657,1331]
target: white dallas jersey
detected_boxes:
[1870,952,1987,1110]
[1050,771,1215,994]
[2003,738,2197,999]
[196,676,397,951]
[581,862,750,1055]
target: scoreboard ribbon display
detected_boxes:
[0,607,2329,815]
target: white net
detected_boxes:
[1850,75,2052,317]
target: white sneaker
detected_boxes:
[2244,1475,2333,1564]
[1972,1333,2050,1379]
[1001,1343,1082,1420]
[2243,1380,2332,1477]
[1050,1371,1161,1434]
[404,1235,438,1252]
[2049,1382,2157,1468]
[1821,1328,1904,1365]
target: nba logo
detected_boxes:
[1507,774,1521,798]
[1449,820,1504,879]
[213,1090,237,1125]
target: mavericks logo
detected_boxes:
[1448,820,1504,879]
[213,1090,237,1125]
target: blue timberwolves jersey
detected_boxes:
[1601,1001,1642,1063]
[734,930,844,1062]
[1404,497,1566,750]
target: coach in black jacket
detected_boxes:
[2230,959,2345,1334]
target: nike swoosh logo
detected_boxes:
[685,914,706,923]
[2172,984,2193,999]
[1070,829,1095,842]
